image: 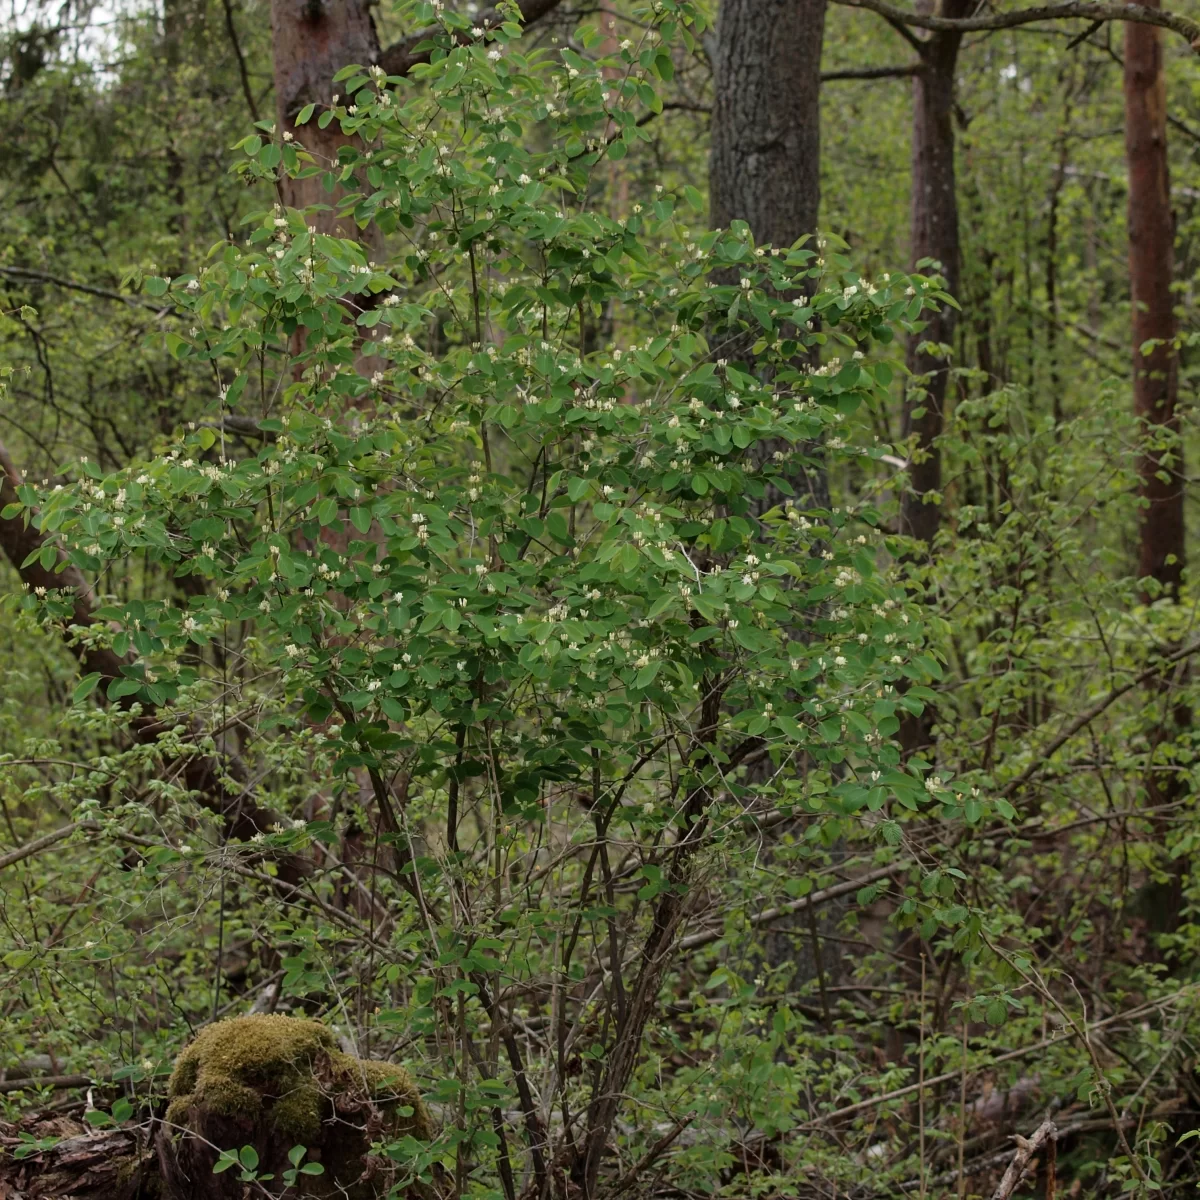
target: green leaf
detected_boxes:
[73,672,103,703]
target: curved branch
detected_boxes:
[379,0,566,77]
[832,0,1200,51]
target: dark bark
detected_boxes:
[1125,2,1184,601]
[899,1,971,548]
[270,0,565,235]
[378,0,566,76]
[0,1119,157,1200]
[709,0,825,246]
[710,0,829,510]
[1124,1,1188,941]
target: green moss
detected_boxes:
[165,1014,336,1140]
[165,1014,431,1146]
[331,1053,432,1140]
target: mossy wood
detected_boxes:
[157,1014,430,1199]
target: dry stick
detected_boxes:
[796,987,1196,1129]
[832,0,1200,49]
[1000,638,1200,799]
[918,956,927,1200]
[679,863,900,952]
[0,820,101,872]
[991,1119,1057,1200]
[984,938,1147,1182]
[605,1116,695,1198]
[958,1014,968,1200]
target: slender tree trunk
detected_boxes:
[1125,3,1183,601]
[899,2,970,547]
[269,0,381,234]
[1125,2,1187,941]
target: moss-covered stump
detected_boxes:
[156,1015,430,1199]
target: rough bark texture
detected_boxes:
[270,0,381,233]
[0,1118,157,1200]
[709,0,825,246]
[899,1,971,548]
[709,0,829,511]
[1125,2,1184,601]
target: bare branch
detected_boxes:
[0,821,100,873]
[832,0,1200,51]
[991,1120,1057,1200]
[678,862,902,952]
[821,61,925,79]
[0,266,171,312]
[1000,638,1200,799]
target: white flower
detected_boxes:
[366,679,381,691]
[488,48,502,61]
[182,616,199,633]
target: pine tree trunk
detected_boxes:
[1125,3,1183,600]
[269,0,381,236]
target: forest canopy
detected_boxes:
[0,0,1196,1197]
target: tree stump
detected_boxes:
[0,1116,157,1199]
[156,1014,430,1199]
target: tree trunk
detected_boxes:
[899,2,970,548]
[1124,1,1187,941]
[1125,2,1183,601]
[709,0,828,510]
[269,0,381,234]
[709,0,825,246]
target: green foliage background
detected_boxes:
[1,0,1199,1197]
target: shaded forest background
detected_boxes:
[1,0,1199,1195]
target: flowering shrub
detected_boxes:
[7,0,952,1191]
